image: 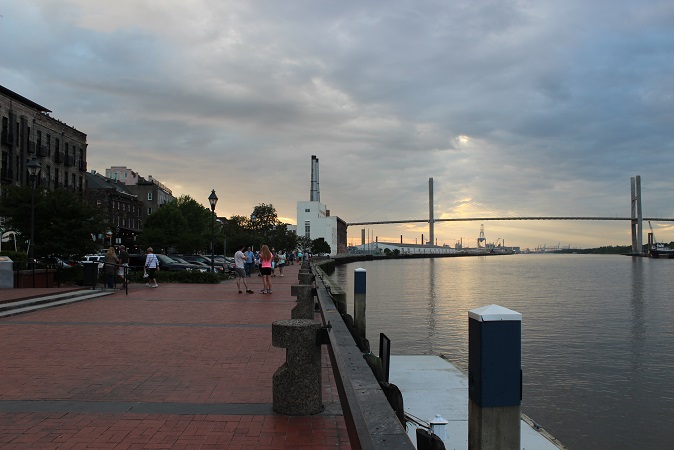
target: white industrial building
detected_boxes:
[296,156,347,256]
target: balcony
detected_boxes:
[78,160,87,171]
[37,145,49,157]
[28,141,36,154]
[55,152,64,163]
[65,155,75,167]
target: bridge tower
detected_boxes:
[631,176,643,254]
[429,178,434,246]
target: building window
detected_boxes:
[304,221,311,238]
[148,192,153,201]
[305,209,310,212]
[148,207,152,215]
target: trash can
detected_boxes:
[82,261,99,287]
[0,256,13,289]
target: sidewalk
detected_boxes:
[0,264,351,449]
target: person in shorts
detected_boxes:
[234,244,254,294]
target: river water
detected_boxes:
[332,254,674,450]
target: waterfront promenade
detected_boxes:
[0,264,352,449]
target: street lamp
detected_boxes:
[27,158,42,270]
[208,189,218,273]
[250,214,256,249]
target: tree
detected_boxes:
[310,238,331,255]
[0,185,106,258]
[245,203,297,251]
[137,195,214,254]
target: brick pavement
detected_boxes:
[0,264,351,449]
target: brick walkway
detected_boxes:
[0,264,351,449]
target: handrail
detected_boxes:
[312,264,414,450]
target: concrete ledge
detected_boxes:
[313,264,414,449]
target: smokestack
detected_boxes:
[310,155,320,202]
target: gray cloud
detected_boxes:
[3,0,674,248]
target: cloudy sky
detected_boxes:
[3,0,674,249]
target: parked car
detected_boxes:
[171,257,210,273]
[177,255,226,273]
[38,256,75,269]
[127,254,202,272]
[81,255,105,270]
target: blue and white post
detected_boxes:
[468,305,522,450]
[354,268,367,343]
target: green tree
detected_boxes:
[137,195,221,254]
[0,185,105,258]
[310,238,331,255]
[247,203,296,251]
[137,201,187,252]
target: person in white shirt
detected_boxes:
[234,244,254,294]
[144,247,159,288]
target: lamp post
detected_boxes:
[250,214,256,249]
[27,159,42,270]
[208,189,218,273]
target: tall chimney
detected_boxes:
[310,155,320,202]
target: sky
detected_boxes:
[2,0,674,250]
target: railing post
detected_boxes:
[272,318,323,415]
[468,305,522,450]
[290,284,315,319]
[354,268,367,343]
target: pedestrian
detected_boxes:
[118,245,129,288]
[277,250,286,276]
[271,247,277,277]
[245,246,254,277]
[144,247,159,288]
[235,244,254,294]
[259,244,273,294]
[255,250,261,276]
[104,246,119,288]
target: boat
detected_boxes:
[649,243,674,258]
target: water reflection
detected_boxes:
[630,257,645,373]
[426,258,437,354]
[333,255,674,449]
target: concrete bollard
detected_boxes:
[354,268,367,343]
[298,272,315,286]
[272,319,323,415]
[468,305,521,450]
[291,284,315,319]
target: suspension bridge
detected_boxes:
[346,176,674,254]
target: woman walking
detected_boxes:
[104,247,119,288]
[259,244,273,294]
[144,247,159,288]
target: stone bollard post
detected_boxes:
[298,272,315,286]
[354,268,367,343]
[468,305,521,450]
[290,284,315,319]
[272,319,323,415]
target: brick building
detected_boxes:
[0,85,87,195]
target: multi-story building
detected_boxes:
[105,166,140,186]
[85,171,144,250]
[104,166,175,225]
[1,85,87,195]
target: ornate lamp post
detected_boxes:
[27,158,42,269]
[208,189,218,273]
[250,214,256,249]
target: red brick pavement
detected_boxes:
[0,264,351,449]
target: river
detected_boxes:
[332,254,674,450]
